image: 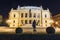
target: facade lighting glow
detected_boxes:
[7,6,52,28]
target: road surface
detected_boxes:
[0,26,60,34]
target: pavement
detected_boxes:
[0,26,60,34]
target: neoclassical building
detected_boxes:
[7,6,52,28]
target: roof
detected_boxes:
[17,6,43,10]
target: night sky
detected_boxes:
[0,0,60,18]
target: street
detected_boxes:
[0,26,60,34]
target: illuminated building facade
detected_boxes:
[0,15,2,24]
[7,6,52,28]
[53,14,60,26]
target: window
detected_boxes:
[21,13,23,17]
[29,13,32,17]
[38,20,40,23]
[45,20,47,26]
[14,14,15,17]
[45,20,47,23]
[25,20,27,24]
[29,20,32,24]
[37,20,40,25]
[25,13,27,17]
[13,20,15,23]
[21,20,23,24]
[38,14,40,18]
[13,24,15,26]
[29,9,32,17]
[34,13,36,18]
[46,24,47,26]
[45,14,47,17]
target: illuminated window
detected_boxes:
[25,20,27,24]
[25,13,27,17]
[21,13,23,17]
[34,13,36,18]
[29,20,32,24]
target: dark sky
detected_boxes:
[0,0,60,18]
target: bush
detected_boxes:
[46,27,55,34]
[16,28,23,33]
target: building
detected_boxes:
[7,6,52,28]
[0,15,2,24]
[52,13,60,27]
[53,13,60,21]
